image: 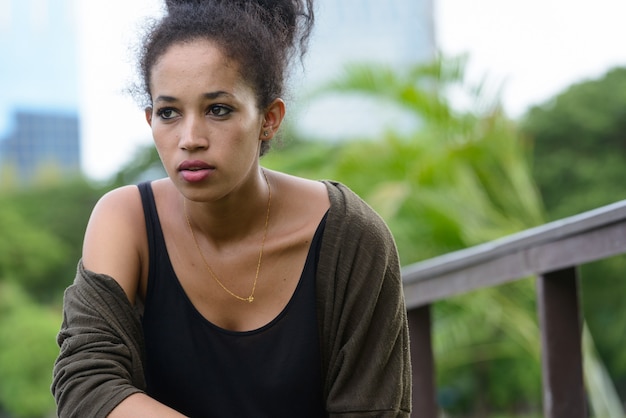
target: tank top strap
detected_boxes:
[136,181,166,295]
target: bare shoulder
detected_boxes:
[265,170,330,241]
[269,170,329,214]
[82,185,147,304]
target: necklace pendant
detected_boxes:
[247,296,254,303]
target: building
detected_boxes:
[0,110,80,185]
[0,0,81,185]
[293,0,436,139]
[306,0,436,81]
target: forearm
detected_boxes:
[109,393,187,418]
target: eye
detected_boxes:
[207,105,232,117]
[156,107,180,120]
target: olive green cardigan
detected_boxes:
[52,181,412,417]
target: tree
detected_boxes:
[0,177,105,301]
[522,67,626,219]
[0,177,107,416]
[0,282,59,417]
[0,199,69,298]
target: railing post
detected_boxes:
[537,266,586,418]
[407,304,437,418]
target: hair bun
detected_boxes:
[161,0,313,61]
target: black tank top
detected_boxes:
[138,182,327,418]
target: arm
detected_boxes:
[82,185,146,304]
[52,186,186,417]
[108,393,186,418]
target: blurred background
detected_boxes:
[1,0,626,416]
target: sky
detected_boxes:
[0,0,78,134]
[437,0,626,116]
[72,0,626,180]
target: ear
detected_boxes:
[260,98,286,141]
[145,107,153,127]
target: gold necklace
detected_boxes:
[183,170,271,303]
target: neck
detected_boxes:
[183,169,271,246]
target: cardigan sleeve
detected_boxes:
[317,182,412,417]
[51,261,146,418]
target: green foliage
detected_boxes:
[0,177,105,301]
[0,177,106,415]
[0,282,59,417]
[434,280,543,414]
[0,199,69,293]
[581,256,626,401]
[522,67,626,219]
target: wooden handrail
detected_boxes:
[402,199,626,418]
[402,199,626,308]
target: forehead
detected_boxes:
[150,39,251,96]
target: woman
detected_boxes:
[52,0,411,416]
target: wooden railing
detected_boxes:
[402,200,626,417]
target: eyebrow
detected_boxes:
[154,91,233,103]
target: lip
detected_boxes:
[178,160,214,171]
[177,160,215,183]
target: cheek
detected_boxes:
[151,137,168,162]
[151,130,177,168]
[221,120,259,148]
[151,125,174,147]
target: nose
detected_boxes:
[179,115,209,151]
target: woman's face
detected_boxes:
[146,39,268,201]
